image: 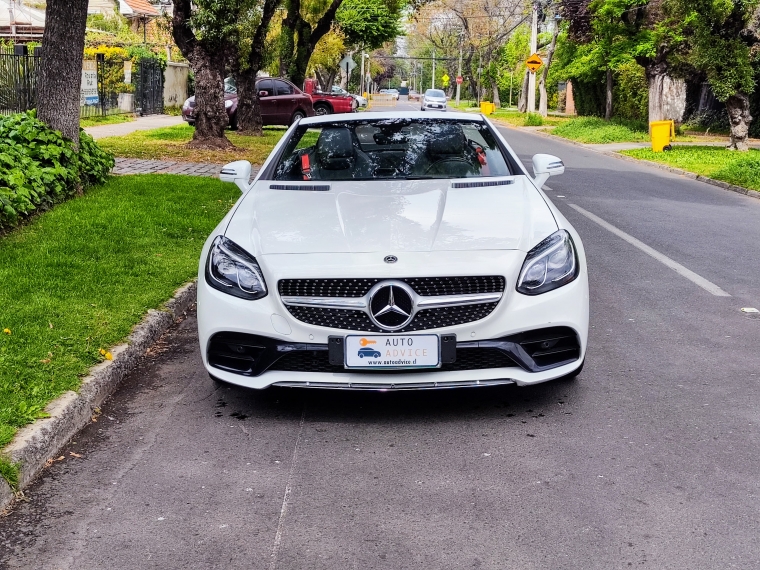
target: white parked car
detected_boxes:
[379,88,400,100]
[198,112,588,390]
[421,88,448,111]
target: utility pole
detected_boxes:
[360,52,366,95]
[528,3,538,113]
[432,50,435,90]
[456,31,463,106]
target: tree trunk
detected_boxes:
[647,62,685,123]
[236,69,263,136]
[189,53,230,147]
[725,92,752,151]
[605,67,613,120]
[236,0,278,135]
[492,85,500,108]
[538,23,560,117]
[517,69,529,113]
[172,0,231,149]
[36,0,89,148]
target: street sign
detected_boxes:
[526,53,543,73]
[339,55,357,72]
[80,60,99,106]
[456,75,463,84]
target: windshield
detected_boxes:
[426,89,445,98]
[271,118,514,181]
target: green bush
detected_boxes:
[0,111,114,228]
[524,112,544,126]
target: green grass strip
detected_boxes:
[98,124,290,166]
[621,146,760,192]
[0,175,239,449]
[0,456,20,490]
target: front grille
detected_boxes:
[279,276,505,331]
[269,347,516,374]
[285,302,499,332]
[278,276,505,298]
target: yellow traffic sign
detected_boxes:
[526,53,543,73]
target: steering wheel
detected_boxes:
[424,157,476,176]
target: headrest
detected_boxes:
[316,128,355,170]
[427,124,466,156]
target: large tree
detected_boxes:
[668,0,760,150]
[172,0,238,148]
[37,0,90,147]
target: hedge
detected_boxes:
[0,111,114,228]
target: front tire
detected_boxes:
[314,103,331,116]
[229,113,238,131]
[291,110,306,124]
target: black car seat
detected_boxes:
[311,127,374,180]
[416,123,479,177]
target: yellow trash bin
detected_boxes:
[480,102,493,115]
[650,120,675,152]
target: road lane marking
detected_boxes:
[269,407,306,570]
[568,203,731,297]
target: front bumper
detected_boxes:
[197,255,589,389]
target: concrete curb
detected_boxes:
[499,124,760,202]
[0,282,197,512]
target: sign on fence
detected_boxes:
[80,60,99,106]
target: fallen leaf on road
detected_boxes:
[105,352,113,360]
[70,452,82,458]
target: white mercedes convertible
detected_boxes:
[197,112,589,390]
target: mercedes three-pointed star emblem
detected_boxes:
[373,286,410,319]
[368,282,415,330]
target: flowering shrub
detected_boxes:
[0,111,114,228]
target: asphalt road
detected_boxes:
[2,103,760,569]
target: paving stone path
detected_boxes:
[113,158,260,178]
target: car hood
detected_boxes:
[225,177,557,255]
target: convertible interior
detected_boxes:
[273,119,514,181]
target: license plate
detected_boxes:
[345,335,440,369]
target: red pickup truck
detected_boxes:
[303,79,357,115]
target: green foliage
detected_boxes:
[337,0,405,50]
[0,457,19,490]
[622,146,760,191]
[86,13,131,35]
[668,0,759,100]
[0,175,239,449]
[0,112,114,229]
[524,113,544,126]
[553,116,649,143]
[613,60,648,121]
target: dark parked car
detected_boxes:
[181,77,314,129]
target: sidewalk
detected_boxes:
[85,114,184,140]
[112,158,260,178]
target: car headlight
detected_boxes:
[225,99,233,109]
[205,236,267,300]
[516,230,579,295]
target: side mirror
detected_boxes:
[258,90,269,97]
[219,160,252,193]
[532,154,565,187]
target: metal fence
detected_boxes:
[0,46,40,116]
[0,46,164,118]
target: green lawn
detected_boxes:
[552,117,651,143]
[98,124,290,165]
[621,146,760,192]
[80,114,134,128]
[0,175,239,451]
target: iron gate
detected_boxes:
[137,58,164,115]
